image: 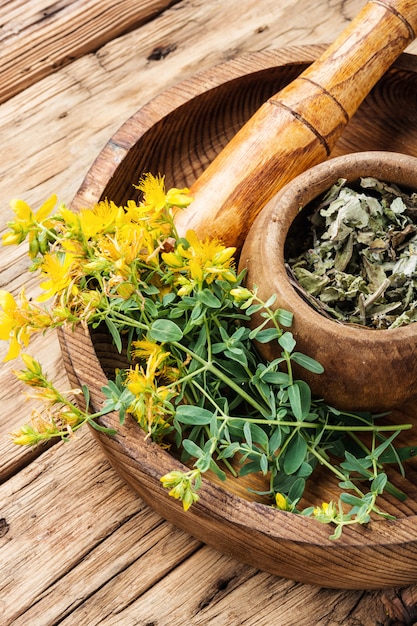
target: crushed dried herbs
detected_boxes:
[286,176,417,328]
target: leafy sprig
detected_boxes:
[1,174,414,538]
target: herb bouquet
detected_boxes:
[1,174,413,539]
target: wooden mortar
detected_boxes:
[239,151,417,411]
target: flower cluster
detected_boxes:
[1,174,193,359]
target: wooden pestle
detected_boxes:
[174,0,417,250]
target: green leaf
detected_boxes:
[379,445,417,463]
[269,427,282,454]
[175,405,214,425]
[340,493,366,508]
[87,419,117,435]
[105,317,123,352]
[297,461,313,478]
[278,331,296,353]
[371,472,388,495]
[260,453,269,474]
[150,319,183,342]
[340,451,372,476]
[290,352,324,374]
[288,477,306,501]
[264,294,277,308]
[243,421,252,448]
[218,442,240,459]
[197,288,222,308]
[249,423,269,448]
[82,384,90,412]
[288,383,302,420]
[275,309,293,327]
[239,460,261,477]
[294,380,311,420]
[182,438,204,458]
[196,452,213,472]
[261,371,290,385]
[254,327,280,343]
[368,431,400,461]
[224,348,248,367]
[209,459,227,481]
[283,432,308,474]
[245,303,264,316]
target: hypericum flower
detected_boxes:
[10,408,62,446]
[0,290,29,360]
[230,287,254,302]
[274,492,293,512]
[162,229,236,293]
[134,173,192,221]
[313,501,337,522]
[78,200,123,239]
[160,469,201,511]
[13,354,48,387]
[135,173,167,213]
[131,338,168,363]
[37,251,78,302]
[125,357,176,440]
[0,289,54,360]
[165,187,193,209]
[3,195,57,246]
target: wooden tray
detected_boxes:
[59,45,417,589]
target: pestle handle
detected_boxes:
[174,0,417,249]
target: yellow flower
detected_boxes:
[0,290,31,360]
[160,469,201,511]
[13,353,47,387]
[162,229,236,291]
[274,492,292,511]
[135,173,167,213]
[3,195,57,246]
[0,290,53,360]
[165,187,193,208]
[77,200,123,239]
[37,251,78,302]
[230,287,254,302]
[313,501,336,522]
[10,408,61,446]
[125,356,176,441]
[125,365,149,396]
[131,338,164,360]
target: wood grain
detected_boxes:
[0,0,181,104]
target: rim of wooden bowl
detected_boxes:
[59,46,417,589]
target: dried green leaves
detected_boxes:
[287,177,417,328]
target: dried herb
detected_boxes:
[286,177,417,328]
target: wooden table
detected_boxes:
[2,1,417,624]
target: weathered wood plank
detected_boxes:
[0,0,182,104]
[1,424,417,626]
[0,429,201,625]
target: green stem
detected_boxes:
[218,415,412,433]
[172,341,270,417]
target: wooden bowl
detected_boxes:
[240,150,417,412]
[59,46,417,589]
